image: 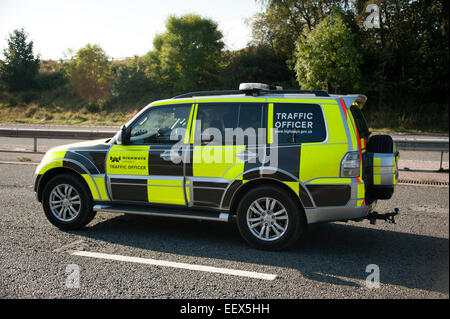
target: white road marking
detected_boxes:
[71,250,278,281]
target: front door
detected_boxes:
[105,103,193,206]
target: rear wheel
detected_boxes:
[236,185,306,250]
[42,173,96,230]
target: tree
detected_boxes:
[146,14,224,93]
[0,28,40,91]
[220,45,296,89]
[65,44,112,103]
[111,56,155,102]
[294,12,362,93]
[250,0,353,62]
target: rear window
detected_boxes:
[273,103,326,144]
[350,105,370,138]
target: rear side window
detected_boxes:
[350,105,370,138]
[273,103,326,144]
[196,103,264,145]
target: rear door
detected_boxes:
[187,102,265,208]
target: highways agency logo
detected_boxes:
[110,156,121,163]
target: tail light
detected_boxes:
[340,151,360,178]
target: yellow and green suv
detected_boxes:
[34,83,399,250]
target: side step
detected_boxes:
[93,204,230,222]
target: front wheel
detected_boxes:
[42,173,96,230]
[236,185,306,250]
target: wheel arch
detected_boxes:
[36,166,91,202]
[228,178,306,217]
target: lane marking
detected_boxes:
[71,250,278,281]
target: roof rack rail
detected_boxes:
[173,90,242,99]
[258,89,329,97]
[172,88,329,99]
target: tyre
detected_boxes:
[42,173,96,230]
[236,185,306,250]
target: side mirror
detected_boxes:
[118,125,130,145]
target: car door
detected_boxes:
[105,103,193,206]
[187,102,265,208]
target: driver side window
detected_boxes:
[129,104,191,145]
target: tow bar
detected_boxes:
[365,208,399,225]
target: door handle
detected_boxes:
[160,150,183,163]
[235,150,258,161]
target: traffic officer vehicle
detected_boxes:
[34,83,399,250]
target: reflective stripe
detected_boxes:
[300,144,348,183]
[267,98,337,104]
[190,104,198,144]
[284,181,299,196]
[321,104,348,144]
[151,99,195,106]
[195,98,266,103]
[109,145,149,150]
[267,103,274,144]
[348,111,362,150]
[339,98,348,119]
[357,183,365,206]
[307,178,352,184]
[93,176,109,200]
[148,179,183,186]
[185,180,191,203]
[36,159,64,175]
[184,104,196,144]
[36,149,67,175]
[147,179,185,205]
[192,145,246,178]
[346,110,358,151]
[81,174,100,200]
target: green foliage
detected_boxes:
[0,28,40,92]
[111,56,154,101]
[220,45,296,89]
[146,14,224,93]
[250,0,351,61]
[65,44,112,103]
[294,12,362,93]
[355,0,449,111]
[36,71,67,91]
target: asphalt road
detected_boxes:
[0,163,448,299]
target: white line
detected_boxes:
[71,250,278,281]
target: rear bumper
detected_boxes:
[305,204,374,224]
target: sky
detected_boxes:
[0,0,263,60]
